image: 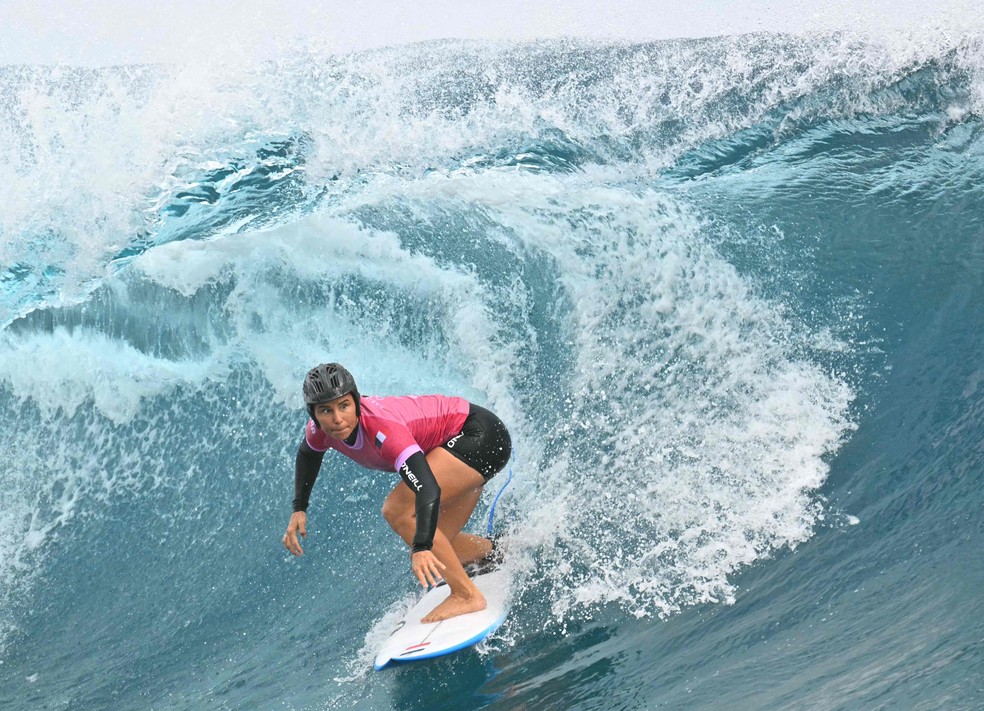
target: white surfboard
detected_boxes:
[374,569,511,670]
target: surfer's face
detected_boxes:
[314,393,359,440]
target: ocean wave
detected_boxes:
[1,31,982,709]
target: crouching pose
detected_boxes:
[282,363,511,622]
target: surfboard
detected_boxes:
[373,569,510,670]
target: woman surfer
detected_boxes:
[282,363,511,623]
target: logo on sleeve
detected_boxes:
[375,431,387,449]
[400,461,423,491]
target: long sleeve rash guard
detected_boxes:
[293,394,469,553]
[293,439,441,552]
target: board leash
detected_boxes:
[485,453,514,537]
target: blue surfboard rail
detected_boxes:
[375,457,515,671]
[374,608,509,670]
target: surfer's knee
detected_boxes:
[381,499,414,534]
[380,499,398,527]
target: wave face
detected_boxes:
[2,32,983,710]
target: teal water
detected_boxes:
[1,34,982,710]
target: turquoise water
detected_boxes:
[1,33,982,710]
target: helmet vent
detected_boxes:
[303,363,358,407]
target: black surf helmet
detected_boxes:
[303,363,361,426]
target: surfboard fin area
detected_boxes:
[373,570,511,670]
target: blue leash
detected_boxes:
[485,457,514,537]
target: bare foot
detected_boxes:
[421,592,487,623]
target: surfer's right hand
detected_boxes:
[283,511,307,556]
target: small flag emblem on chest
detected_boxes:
[375,432,387,449]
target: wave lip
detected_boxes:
[2,29,983,710]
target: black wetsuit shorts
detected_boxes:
[440,403,512,481]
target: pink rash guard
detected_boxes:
[304,394,470,473]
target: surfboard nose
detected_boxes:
[374,570,511,670]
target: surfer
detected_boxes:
[282,363,511,623]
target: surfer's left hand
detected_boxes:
[411,550,446,588]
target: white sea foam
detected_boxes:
[345,167,858,621]
[4,28,981,331]
[4,27,943,662]
[133,215,516,415]
[3,1,982,66]
[0,328,217,423]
